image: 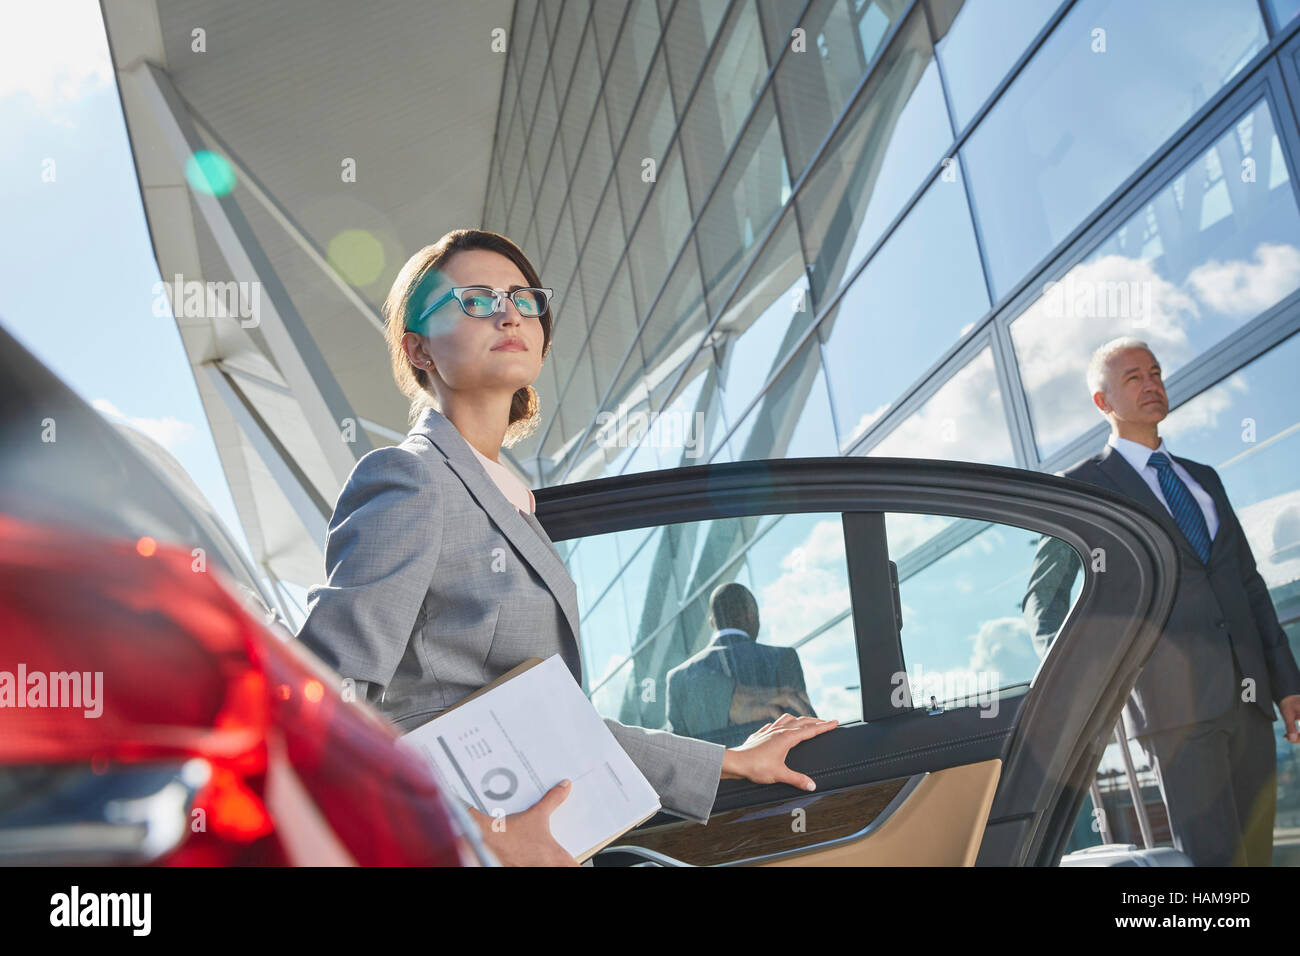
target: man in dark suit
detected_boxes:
[1023,336,1300,865]
[666,582,815,747]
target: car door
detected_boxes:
[533,455,1179,866]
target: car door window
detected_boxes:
[884,512,1085,714]
[564,507,1087,741]
[563,511,861,745]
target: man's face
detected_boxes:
[1094,347,1168,426]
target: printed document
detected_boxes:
[403,655,661,860]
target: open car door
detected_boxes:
[533,456,1179,866]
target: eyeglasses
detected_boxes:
[412,286,554,329]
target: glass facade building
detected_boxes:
[484,0,1300,859]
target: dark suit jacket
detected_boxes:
[665,631,811,747]
[1023,443,1300,739]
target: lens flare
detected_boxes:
[185,150,237,196]
[327,229,385,286]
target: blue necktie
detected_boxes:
[1147,452,1212,564]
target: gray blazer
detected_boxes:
[296,406,725,823]
[1022,444,1300,738]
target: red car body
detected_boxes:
[0,512,480,866]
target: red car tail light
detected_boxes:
[0,513,472,865]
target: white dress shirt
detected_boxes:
[462,436,537,515]
[1107,433,1219,539]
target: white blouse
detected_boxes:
[462,434,537,515]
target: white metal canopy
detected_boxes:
[101,0,517,586]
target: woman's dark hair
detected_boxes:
[383,229,553,446]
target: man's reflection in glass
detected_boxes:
[666,582,815,746]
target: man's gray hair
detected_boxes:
[1086,336,1154,396]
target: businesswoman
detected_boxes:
[297,229,836,865]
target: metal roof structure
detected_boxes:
[101,0,517,589]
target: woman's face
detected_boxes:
[407,248,545,401]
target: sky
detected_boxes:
[0,2,290,611]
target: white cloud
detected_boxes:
[1186,243,1300,319]
[967,615,1037,676]
[845,402,890,447]
[759,520,852,646]
[870,348,1014,464]
[0,2,112,109]
[1159,373,1248,442]
[759,564,851,648]
[92,398,196,451]
[780,518,845,571]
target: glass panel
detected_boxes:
[500,111,528,221]
[524,221,542,274]
[1011,98,1300,460]
[625,144,693,315]
[889,515,1083,710]
[512,359,563,462]
[773,0,911,181]
[930,0,1061,132]
[497,46,520,154]
[527,68,561,191]
[756,0,806,64]
[963,0,1269,299]
[591,0,629,73]
[549,0,591,105]
[512,0,539,55]
[532,137,568,256]
[604,0,663,152]
[540,330,594,478]
[570,102,615,247]
[866,347,1015,465]
[638,243,710,390]
[579,181,627,329]
[633,348,719,473]
[796,11,951,308]
[542,203,580,311]
[742,512,861,721]
[729,337,840,460]
[820,175,990,452]
[714,209,815,438]
[570,530,633,674]
[515,2,551,139]
[506,162,535,244]
[677,1,770,210]
[1270,0,1300,28]
[572,512,863,739]
[540,399,576,482]
[558,24,603,182]
[558,338,601,462]
[577,340,653,481]
[485,156,508,231]
[663,0,732,111]
[588,261,641,406]
[544,261,591,437]
[614,54,677,230]
[695,91,791,314]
